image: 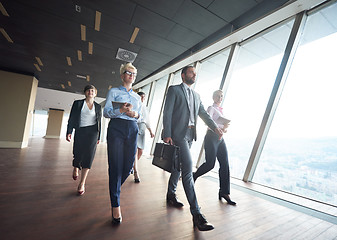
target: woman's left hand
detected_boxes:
[222,123,229,133]
[120,102,133,113]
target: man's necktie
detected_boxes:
[187,88,195,125]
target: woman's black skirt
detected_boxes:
[73,124,99,169]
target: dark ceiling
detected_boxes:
[0,0,290,98]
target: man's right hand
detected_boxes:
[66,134,72,142]
[163,137,173,145]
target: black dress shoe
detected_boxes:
[192,213,214,231]
[219,193,236,205]
[166,194,184,208]
[111,217,122,225]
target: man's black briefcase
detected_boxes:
[152,143,180,173]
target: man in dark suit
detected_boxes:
[163,65,223,231]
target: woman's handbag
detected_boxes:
[152,143,180,173]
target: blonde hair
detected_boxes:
[120,62,137,75]
[212,89,223,100]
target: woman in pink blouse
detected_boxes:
[193,90,236,205]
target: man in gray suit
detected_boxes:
[163,65,223,231]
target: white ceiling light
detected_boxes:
[76,74,86,79]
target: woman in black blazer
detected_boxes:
[66,85,102,195]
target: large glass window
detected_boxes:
[172,69,182,85]
[191,49,230,164]
[139,84,151,106]
[223,19,294,179]
[61,112,69,138]
[139,83,152,153]
[144,75,169,154]
[253,2,337,206]
[30,110,48,136]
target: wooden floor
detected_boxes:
[0,137,336,240]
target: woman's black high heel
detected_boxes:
[134,171,140,183]
[112,217,122,225]
[219,193,236,205]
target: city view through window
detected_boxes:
[253,26,337,206]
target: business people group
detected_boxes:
[67,64,234,231]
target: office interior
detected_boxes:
[1,0,337,239]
